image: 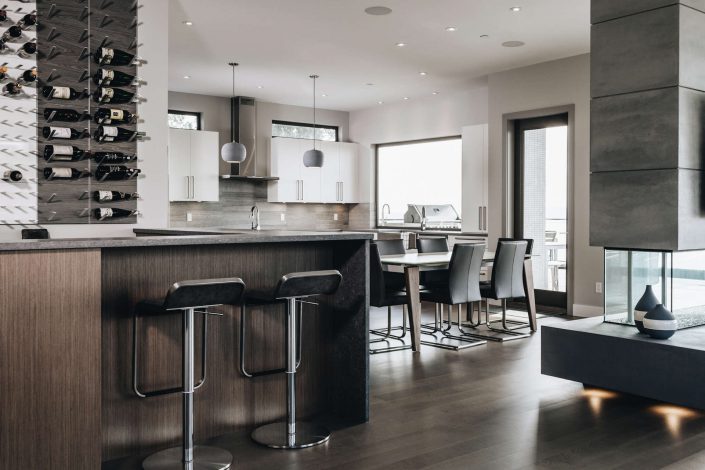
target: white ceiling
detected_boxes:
[168,0,590,111]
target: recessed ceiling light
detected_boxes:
[377,101,384,104]
[419,71,427,76]
[322,93,328,97]
[182,21,193,26]
[365,6,392,15]
[445,26,457,32]
[510,6,521,12]
[403,97,409,100]
[502,41,525,47]
[183,75,191,79]
[257,85,263,89]
[395,42,407,47]
[432,91,440,95]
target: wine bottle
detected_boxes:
[43,145,86,161]
[1,25,22,42]
[0,10,7,22]
[0,65,8,81]
[93,87,135,104]
[94,165,141,181]
[42,86,84,100]
[43,108,89,122]
[17,41,36,58]
[19,68,37,84]
[94,108,137,125]
[94,125,143,143]
[93,69,136,87]
[3,82,22,95]
[42,126,84,140]
[17,13,37,29]
[91,151,137,164]
[94,47,135,66]
[93,190,139,202]
[94,208,137,220]
[44,167,86,180]
[2,170,22,182]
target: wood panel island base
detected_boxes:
[0,232,371,469]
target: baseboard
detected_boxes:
[572,304,604,318]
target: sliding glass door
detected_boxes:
[514,113,569,309]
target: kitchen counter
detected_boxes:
[1,229,370,467]
[0,229,371,252]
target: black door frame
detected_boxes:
[513,112,570,309]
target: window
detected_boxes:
[272,120,338,142]
[168,110,201,130]
[376,137,462,227]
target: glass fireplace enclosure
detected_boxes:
[604,248,705,329]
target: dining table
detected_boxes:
[380,250,537,352]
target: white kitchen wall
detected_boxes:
[487,53,602,314]
[0,0,170,240]
[348,84,489,228]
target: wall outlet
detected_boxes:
[186,212,193,222]
[280,213,286,222]
[333,213,339,221]
[595,282,603,294]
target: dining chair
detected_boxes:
[463,240,530,342]
[369,240,411,354]
[418,243,487,350]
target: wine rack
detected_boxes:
[0,0,39,227]
[31,0,139,225]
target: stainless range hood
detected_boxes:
[221,96,279,182]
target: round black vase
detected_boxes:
[643,304,677,340]
[634,285,659,334]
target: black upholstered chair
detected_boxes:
[476,240,530,341]
[416,236,450,288]
[418,243,487,350]
[369,241,412,354]
[133,277,246,470]
[244,270,342,449]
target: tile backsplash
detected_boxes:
[170,180,351,230]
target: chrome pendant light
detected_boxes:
[221,62,247,163]
[303,74,324,167]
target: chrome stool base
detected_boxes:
[142,445,233,470]
[252,422,330,449]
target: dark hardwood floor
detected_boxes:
[105,306,705,470]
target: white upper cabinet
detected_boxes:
[269,137,361,204]
[461,124,489,233]
[168,129,220,202]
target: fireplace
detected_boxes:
[604,248,705,329]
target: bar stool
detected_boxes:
[132,277,246,470]
[243,270,342,449]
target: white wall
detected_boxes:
[487,54,602,312]
[0,0,170,240]
[348,85,490,227]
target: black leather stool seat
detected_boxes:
[248,270,342,302]
[137,278,247,315]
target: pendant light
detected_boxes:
[303,74,324,167]
[221,62,247,163]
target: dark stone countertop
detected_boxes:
[0,229,373,252]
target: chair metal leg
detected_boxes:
[483,299,531,341]
[421,303,487,350]
[143,308,233,469]
[252,299,331,449]
[370,305,412,354]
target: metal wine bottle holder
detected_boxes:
[32,0,142,225]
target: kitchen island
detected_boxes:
[0,230,371,469]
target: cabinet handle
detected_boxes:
[192,176,196,200]
[340,182,344,202]
[296,180,300,201]
[483,206,487,231]
[479,207,482,230]
[185,176,190,199]
[301,180,304,201]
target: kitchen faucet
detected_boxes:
[421,206,428,231]
[250,205,261,231]
[382,204,390,225]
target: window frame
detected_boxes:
[271,119,339,142]
[375,135,462,229]
[168,109,202,130]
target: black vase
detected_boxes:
[643,304,677,340]
[634,285,659,334]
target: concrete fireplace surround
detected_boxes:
[590,0,705,251]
